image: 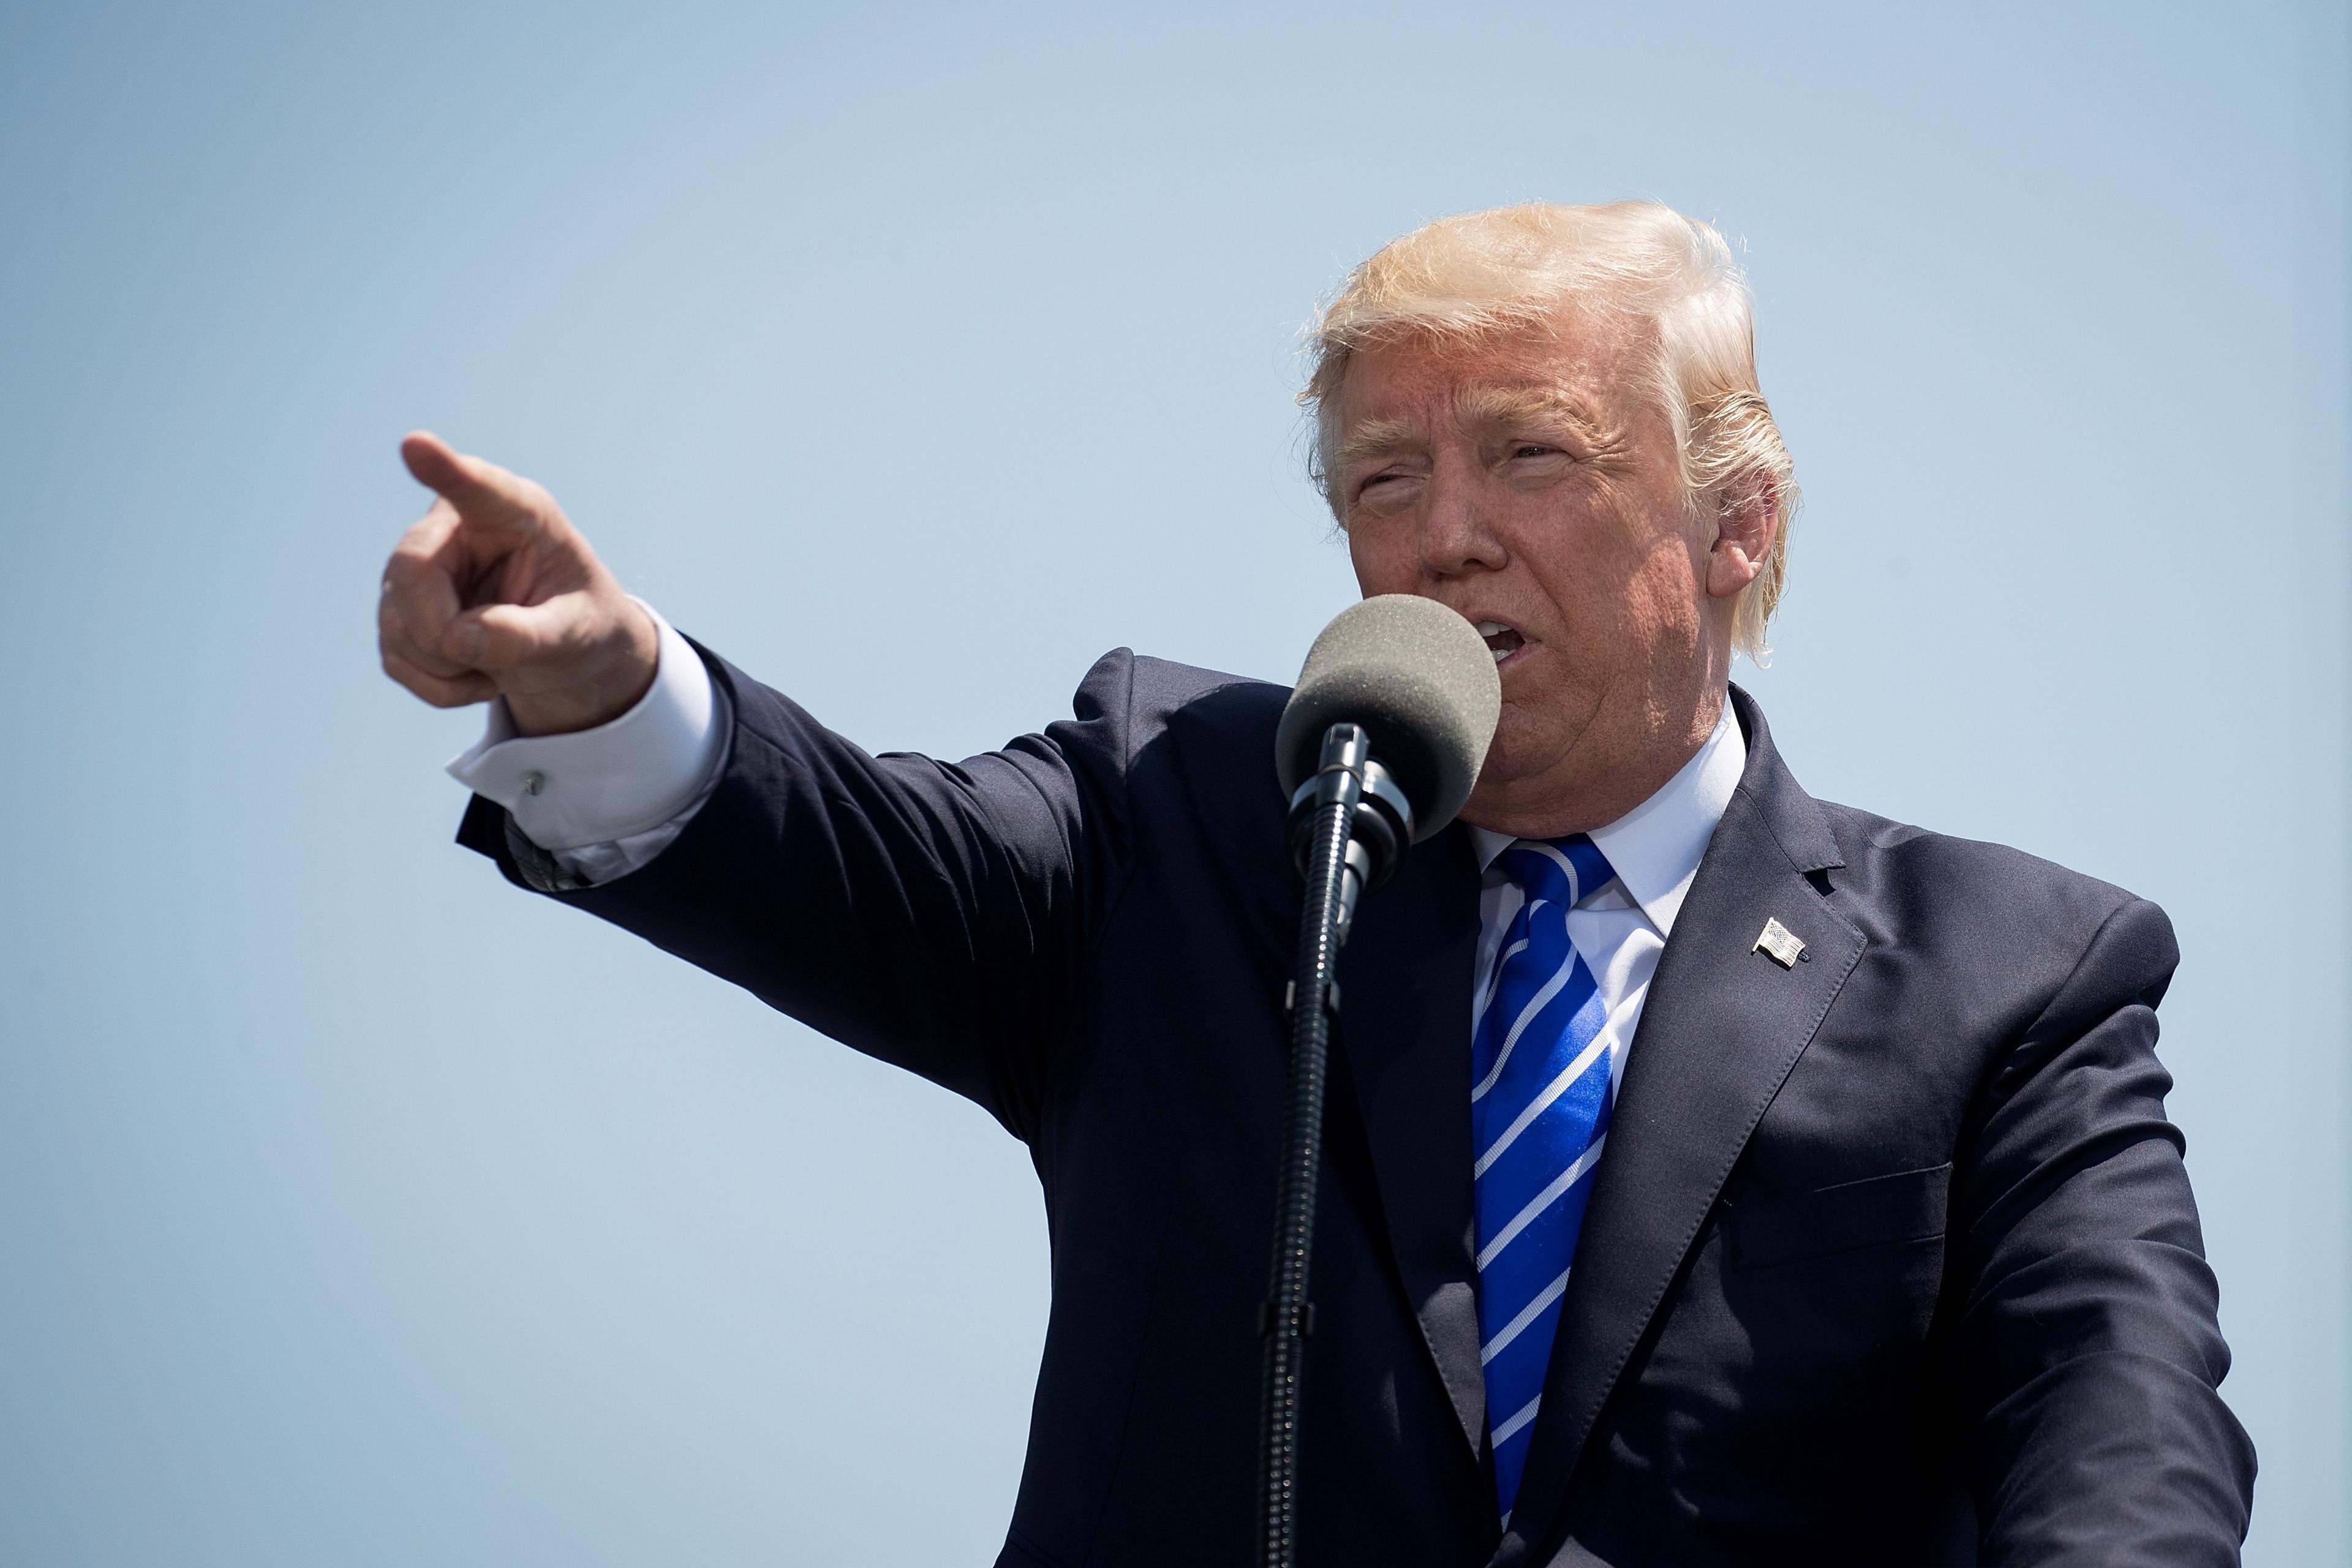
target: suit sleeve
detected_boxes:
[456,639,1143,1144]
[1947,895,2256,1564]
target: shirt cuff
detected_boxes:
[446,601,728,853]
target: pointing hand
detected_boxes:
[377,432,658,736]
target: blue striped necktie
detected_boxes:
[1472,834,1619,1521]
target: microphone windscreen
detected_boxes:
[1275,595,1502,841]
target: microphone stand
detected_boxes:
[1258,722,1412,1568]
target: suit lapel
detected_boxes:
[1502,690,1867,1554]
[1336,824,1490,1455]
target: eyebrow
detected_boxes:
[1333,383,1615,470]
[1333,415,1425,469]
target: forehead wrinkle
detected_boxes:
[1452,382,1611,441]
[1335,368,1623,473]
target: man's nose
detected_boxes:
[1418,468,1506,578]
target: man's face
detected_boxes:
[1336,311,1735,835]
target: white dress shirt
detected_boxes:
[1466,703,1744,1088]
[448,613,1746,1084]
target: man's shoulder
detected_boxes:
[1807,796,2177,995]
[1060,648,1288,760]
[1072,647,1284,715]
[1036,650,1301,863]
[1814,797,2133,901]
[1732,688,2160,952]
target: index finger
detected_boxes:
[398,431,543,529]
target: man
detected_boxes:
[379,202,2255,1566]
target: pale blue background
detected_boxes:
[3,3,2345,1562]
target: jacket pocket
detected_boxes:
[1727,1162,1951,1271]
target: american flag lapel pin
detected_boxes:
[1753,918,1806,968]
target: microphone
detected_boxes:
[1273,594,1502,925]
[1256,595,1500,1568]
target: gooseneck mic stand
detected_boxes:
[1258,722,1414,1568]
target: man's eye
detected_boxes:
[1511,443,1556,460]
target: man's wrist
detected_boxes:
[504,597,662,737]
[447,602,726,852]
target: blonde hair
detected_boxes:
[1303,200,1798,655]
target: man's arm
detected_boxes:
[1948,895,2256,1564]
[379,432,1129,1139]
[458,642,1138,1141]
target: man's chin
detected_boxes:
[1458,722,1613,836]
[1459,764,1550,833]
[1471,722,1566,799]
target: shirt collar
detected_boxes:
[1466,696,1746,938]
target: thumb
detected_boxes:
[399,431,541,526]
[442,598,576,671]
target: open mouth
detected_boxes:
[1474,620,1527,665]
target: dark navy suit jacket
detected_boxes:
[460,646,2255,1567]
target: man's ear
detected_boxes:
[1705,477,1779,601]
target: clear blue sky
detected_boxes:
[3,2,2345,1562]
